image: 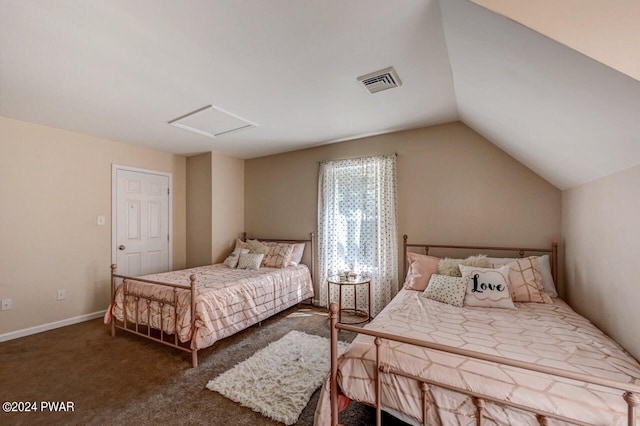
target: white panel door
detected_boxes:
[115,169,170,277]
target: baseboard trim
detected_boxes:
[0,310,107,342]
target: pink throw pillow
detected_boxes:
[404,252,441,291]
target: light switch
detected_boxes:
[97,215,106,226]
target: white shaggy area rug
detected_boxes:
[206,330,350,425]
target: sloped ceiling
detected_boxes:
[440,0,640,190]
[1,0,639,190]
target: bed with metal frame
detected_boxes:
[322,235,640,426]
[108,232,314,367]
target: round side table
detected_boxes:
[327,275,371,324]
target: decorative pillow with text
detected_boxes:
[460,264,515,309]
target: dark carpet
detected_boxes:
[0,305,394,426]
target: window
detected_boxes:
[318,154,398,316]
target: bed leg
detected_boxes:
[189,274,197,368]
[375,337,382,426]
[110,264,117,337]
[625,392,639,426]
[329,303,339,426]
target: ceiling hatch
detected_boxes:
[357,67,402,94]
[168,105,257,138]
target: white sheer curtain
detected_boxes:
[317,154,398,317]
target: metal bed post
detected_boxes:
[329,303,339,426]
[190,274,198,368]
[551,240,558,284]
[403,234,408,280]
[625,392,639,426]
[110,264,117,337]
[310,232,315,281]
[472,397,485,425]
[375,337,382,426]
[420,382,429,426]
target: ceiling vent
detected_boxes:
[357,67,402,94]
[168,105,257,139]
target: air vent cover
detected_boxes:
[357,67,402,94]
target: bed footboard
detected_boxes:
[328,303,640,426]
[110,264,199,367]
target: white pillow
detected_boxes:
[288,243,306,266]
[489,255,557,298]
[537,255,558,298]
[223,248,249,268]
[460,264,516,309]
[238,252,264,270]
[421,274,467,307]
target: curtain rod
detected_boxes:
[318,153,397,164]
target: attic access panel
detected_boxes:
[168,105,257,138]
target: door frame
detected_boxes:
[111,164,173,272]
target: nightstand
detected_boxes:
[327,275,371,324]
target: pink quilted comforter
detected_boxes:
[109,264,313,350]
[315,289,640,425]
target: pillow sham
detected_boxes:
[235,238,249,251]
[438,255,491,277]
[536,255,558,298]
[421,274,467,307]
[404,252,441,291]
[460,264,516,309]
[288,243,306,266]
[248,240,269,255]
[223,248,249,268]
[262,242,295,268]
[238,252,264,270]
[234,238,270,254]
[503,257,552,304]
[489,255,557,298]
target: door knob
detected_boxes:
[118,245,126,250]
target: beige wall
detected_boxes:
[245,122,561,295]
[186,153,212,267]
[562,164,640,360]
[0,116,186,336]
[185,151,245,266]
[211,152,245,263]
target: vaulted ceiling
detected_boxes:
[1,0,639,190]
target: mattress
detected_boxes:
[314,289,640,425]
[110,263,314,350]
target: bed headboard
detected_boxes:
[402,234,558,284]
[242,232,315,280]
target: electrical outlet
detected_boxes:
[1,298,12,311]
[57,289,66,301]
